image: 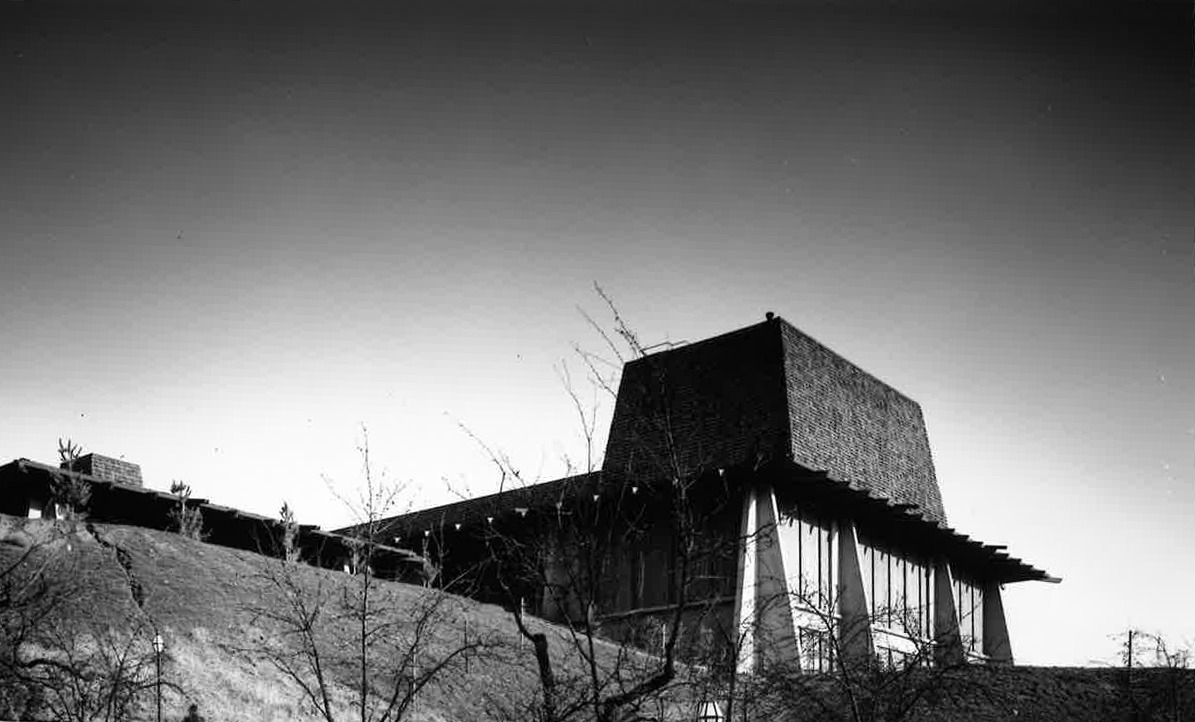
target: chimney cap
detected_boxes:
[765,311,775,321]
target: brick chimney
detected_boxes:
[61,453,143,487]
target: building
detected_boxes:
[0,454,423,581]
[347,314,1058,670]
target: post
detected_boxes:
[152,632,164,722]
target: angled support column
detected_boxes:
[732,484,799,672]
[753,484,799,670]
[933,560,965,666]
[836,520,874,668]
[982,582,1014,665]
[732,486,758,673]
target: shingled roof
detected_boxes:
[602,315,948,524]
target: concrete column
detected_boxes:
[982,582,1014,665]
[752,485,799,670]
[732,486,758,673]
[835,521,874,667]
[732,484,799,672]
[932,560,965,666]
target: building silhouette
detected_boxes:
[0,455,422,581]
[352,314,1057,670]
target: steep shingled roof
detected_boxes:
[602,316,948,524]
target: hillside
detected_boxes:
[1,515,1191,721]
[0,515,584,721]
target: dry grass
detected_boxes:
[1,516,547,720]
[0,515,663,721]
[5,515,1189,721]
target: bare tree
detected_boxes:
[0,520,172,721]
[479,482,708,722]
[475,288,1003,722]
[463,286,740,722]
[1,440,124,719]
[243,428,487,722]
[733,590,986,722]
[1114,629,1195,722]
[27,614,163,722]
[0,520,76,717]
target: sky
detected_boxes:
[1,0,1191,668]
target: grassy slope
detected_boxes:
[0,515,559,721]
[3,515,1191,721]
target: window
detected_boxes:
[953,573,985,653]
[695,700,725,722]
[798,626,836,678]
[858,532,933,640]
[877,645,911,671]
[874,548,891,628]
[799,626,834,673]
[779,504,834,611]
[902,556,933,640]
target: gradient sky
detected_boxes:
[2,0,1190,668]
